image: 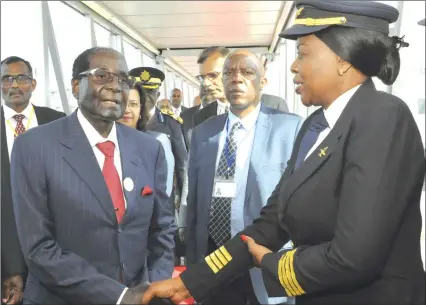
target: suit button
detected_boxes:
[117,228,122,233]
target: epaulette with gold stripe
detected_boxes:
[160,108,183,124]
[278,249,305,296]
[204,245,232,274]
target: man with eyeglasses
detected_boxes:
[193,46,231,128]
[9,47,175,304]
[0,56,65,304]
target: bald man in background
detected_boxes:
[178,49,303,305]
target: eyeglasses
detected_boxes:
[1,75,32,86]
[78,68,131,88]
[195,71,221,84]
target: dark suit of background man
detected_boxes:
[0,56,65,304]
[181,49,302,305]
[10,47,175,304]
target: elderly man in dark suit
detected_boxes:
[10,47,175,304]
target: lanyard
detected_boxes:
[6,107,34,137]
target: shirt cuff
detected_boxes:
[117,287,128,304]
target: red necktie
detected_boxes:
[13,114,26,137]
[96,141,125,223]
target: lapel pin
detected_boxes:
[318,146,328,157]
[123,177,134,192]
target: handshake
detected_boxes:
[121,277,191,305]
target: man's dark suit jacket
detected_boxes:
[193,101,218,128]
[11,112,176,304]
[262,93,289,112]
[181,105,200,148]
[1,105,65,287]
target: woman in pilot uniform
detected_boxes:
[142,1,426,305]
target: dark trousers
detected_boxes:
[200,237,260,305]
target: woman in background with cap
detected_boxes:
[141,1,425,304]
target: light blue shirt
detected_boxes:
[214,103,260,236]
[214,103,293,304]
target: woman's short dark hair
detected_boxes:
[133,83,149,131]
[315,26,403,85]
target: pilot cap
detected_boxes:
[280,0,399,40]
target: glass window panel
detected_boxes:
[48,1,91,111]
[1,1,47,107]
[142,53,156,68]
[94,22,112,48]
[182,81,190,107]
[123,40,142,70]
[264,55,281,97]
[165,69,175,99]
[47,51,65,112]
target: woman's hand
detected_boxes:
[240,234,272,267]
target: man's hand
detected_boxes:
[2,275,23,304]
[121,282,151,304]
[141,277,191,305]
[241,235,272,267]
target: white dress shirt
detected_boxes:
[76,110,128,303]
[305,85,361,160]
[3,103,39,159]
[216,100,229,115]
[172,105,182,117]
[214,103,260,236]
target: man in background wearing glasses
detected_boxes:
[193,46,231,127]
[9,47,175,304]
[0,56,65,304]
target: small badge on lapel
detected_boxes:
[318,146,328,157]
[141,185,153,196]
[123,177,134,192]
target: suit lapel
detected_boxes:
[205,101,218,121]
[33,105,50,125]
[116,124,139,219]
[283,79,375,201]
[245,104,271,202]
[60,113,117,223]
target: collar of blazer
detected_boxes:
[279,78,376,205]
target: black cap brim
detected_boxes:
[279,24,330,40]
[418,19,425,26]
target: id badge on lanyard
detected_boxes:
[213,179,237,198]
[212,119,238,199]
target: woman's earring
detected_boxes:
[139,115,142,119]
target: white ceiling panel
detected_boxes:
[140,24,275,38]
[103,1,283,16]
[99,1,289,77]
[121,11,280,28]
[155,35,272,49]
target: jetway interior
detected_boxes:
[1,0,425,267]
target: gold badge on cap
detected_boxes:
[141,70,151,81]
[296,7,304,17]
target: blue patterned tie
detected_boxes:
[294,111,329,169]
[208,121,242,247]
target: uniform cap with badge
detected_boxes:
[280,0,400,40]
[129,67,165,89]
